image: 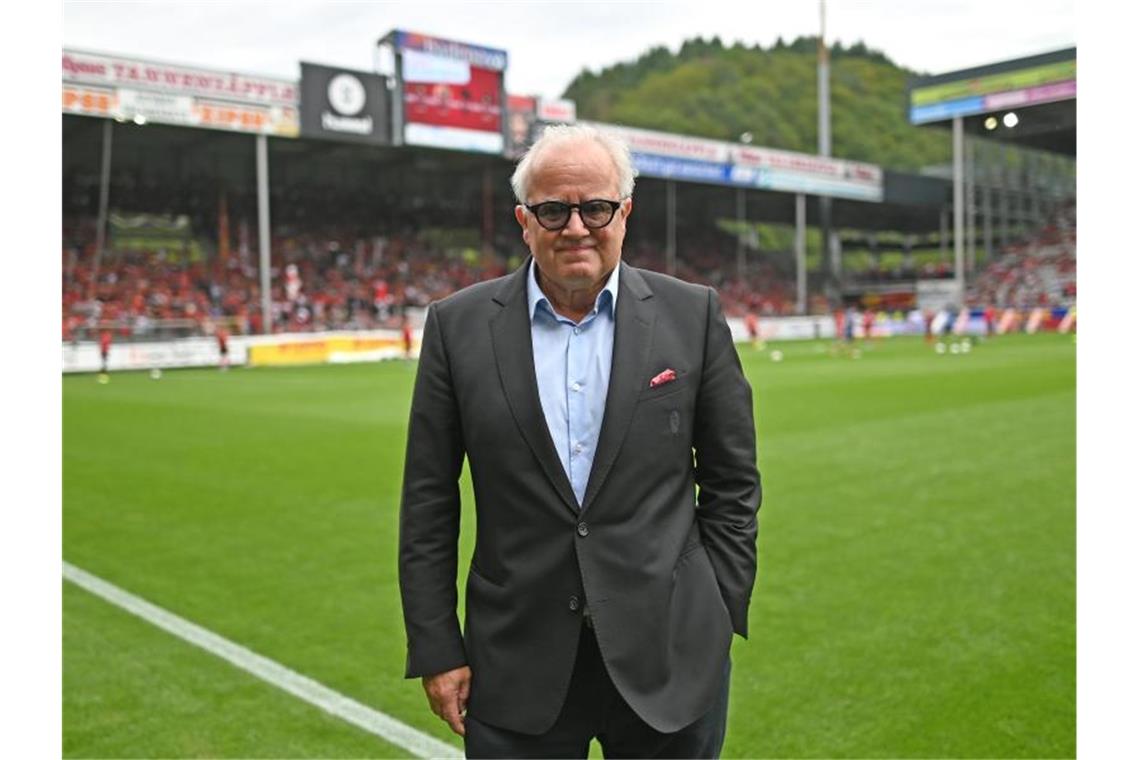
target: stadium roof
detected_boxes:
[907,47,1076,156]
[66,113,952,241]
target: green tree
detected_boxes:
[562,36,951,172]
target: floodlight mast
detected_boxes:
[817,0,835,306]
[257,134,272,334]
[735,187,745,281]
[953,116,965,303]
[88,119,114,303]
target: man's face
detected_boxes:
[514,140,632,294]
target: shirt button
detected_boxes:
[569,595,580,612]
[572,382,581,392]
[573,327,581,335]
[577,522,589,537]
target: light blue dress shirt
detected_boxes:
[527,259,620,508]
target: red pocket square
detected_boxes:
[649,369,677,388]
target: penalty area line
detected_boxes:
[63,561,461,759]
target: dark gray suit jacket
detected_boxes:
[399,259,760,735]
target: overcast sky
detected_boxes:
[62,0,1075,100]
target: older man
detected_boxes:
[399,124,761,758]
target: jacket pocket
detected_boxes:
[673,526,704,580]
[468,562,507,589]
[638,370,693,403]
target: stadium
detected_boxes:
[62,21,1075,760]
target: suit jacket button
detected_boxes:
[569,595,580,612]
[577,522,589,537]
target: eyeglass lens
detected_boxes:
[534,201,617,230]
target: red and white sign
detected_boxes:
[62,50,300,136]
[63,49,298,108]
[730,145,881,184]
[584,120,882,200]
[537,98,576,124]
[585,121,729,163]
[591,121,879,184]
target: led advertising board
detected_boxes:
[390,31,507,154]
[908,50,1076,125]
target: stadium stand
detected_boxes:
[63,221,511,338]
[62,187,1074,340]
[967,199,1076,309]
[63,215,800,339]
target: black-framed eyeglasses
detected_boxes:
[525,199,623,231]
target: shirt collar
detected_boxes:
[527,258,620,322]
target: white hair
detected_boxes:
[510,124,636,204]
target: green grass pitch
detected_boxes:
[63,333,1075,758]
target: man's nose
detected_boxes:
[561,208,590,236]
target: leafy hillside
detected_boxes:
[563,36,950,172]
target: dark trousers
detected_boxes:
[464,623,731,759]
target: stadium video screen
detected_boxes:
[396,32,506,154]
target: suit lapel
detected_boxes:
[490,260,579,514]
[581,263,655,514]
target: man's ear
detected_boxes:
[514,205,531,247]
[622,197,633,220]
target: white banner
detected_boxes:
[62,330,417,373]
[589,121,729,163]
[115,89,197,126]
[63,49,298,107]
[62,337,242,373]
[726,316,837,342]
[405,123,504,153]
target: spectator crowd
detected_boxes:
[966,201,1076,310]
[62,199,1074,341]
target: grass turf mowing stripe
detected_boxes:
[63,562,462,759]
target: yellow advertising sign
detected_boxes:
[247,334,409,367]
[248,340,331,367]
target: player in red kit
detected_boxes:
[862,308,876,344]
[744,312,759,350]
[216,325,231,371]
[98,329,112,383]
[401,314,414,360]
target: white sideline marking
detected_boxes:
[63,562,462,759]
